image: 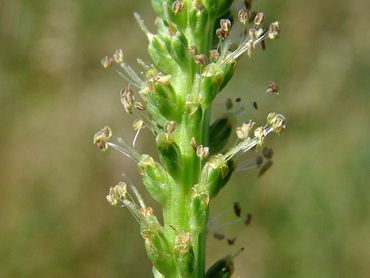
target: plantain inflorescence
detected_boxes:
[94,0,285,277]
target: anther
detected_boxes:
[266,81,279,94]
[209,49,220,62]
[254,12,265,27]
[227,238,236,245]
[268,21,281,39]
[220,19,232,32]
[194,54,208,66]
[113,49,124,64]
[233,202,241,217]
[120,87,134,114]
[164,121,177,134]
[196,145,209,159]
[101,56,113,69]
[244,213,252,225]
[238,9,250,25]
[172,1,184,14]
[262,147,273,159]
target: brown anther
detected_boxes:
[216,28,228,40]
[252,101,258,110]
[227,238,236,245]
[256,154,264,167]
[172,0,184,14]
[266,81,279,94]
[262,147,273,159]
[244,213,252,225]
[258,160,273,177]
[214,232,225,240]
[233,202,241,217]
[235,97,241,102]
[194,54,208,66]
[260,40,266,50]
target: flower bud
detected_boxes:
[101,56,113,69]
[220,19,231,32]
[267,113,286,134]
[236,120,255,140]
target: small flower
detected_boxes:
[106,182,128,206]
[93,126,112,151]
[266,113,286,134]
[236,120,255,140]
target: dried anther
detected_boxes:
[244,213,252,225]
[213,232,225,240]
[227,238,236,245]
[258,160,273,177]
[252,101,258,110]
[266,81,279,94]
[262,147,273,159]
[194,54,208,66]
[233,202,241,217]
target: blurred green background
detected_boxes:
[1,0,369,277]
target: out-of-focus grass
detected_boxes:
[0,0,369,277]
